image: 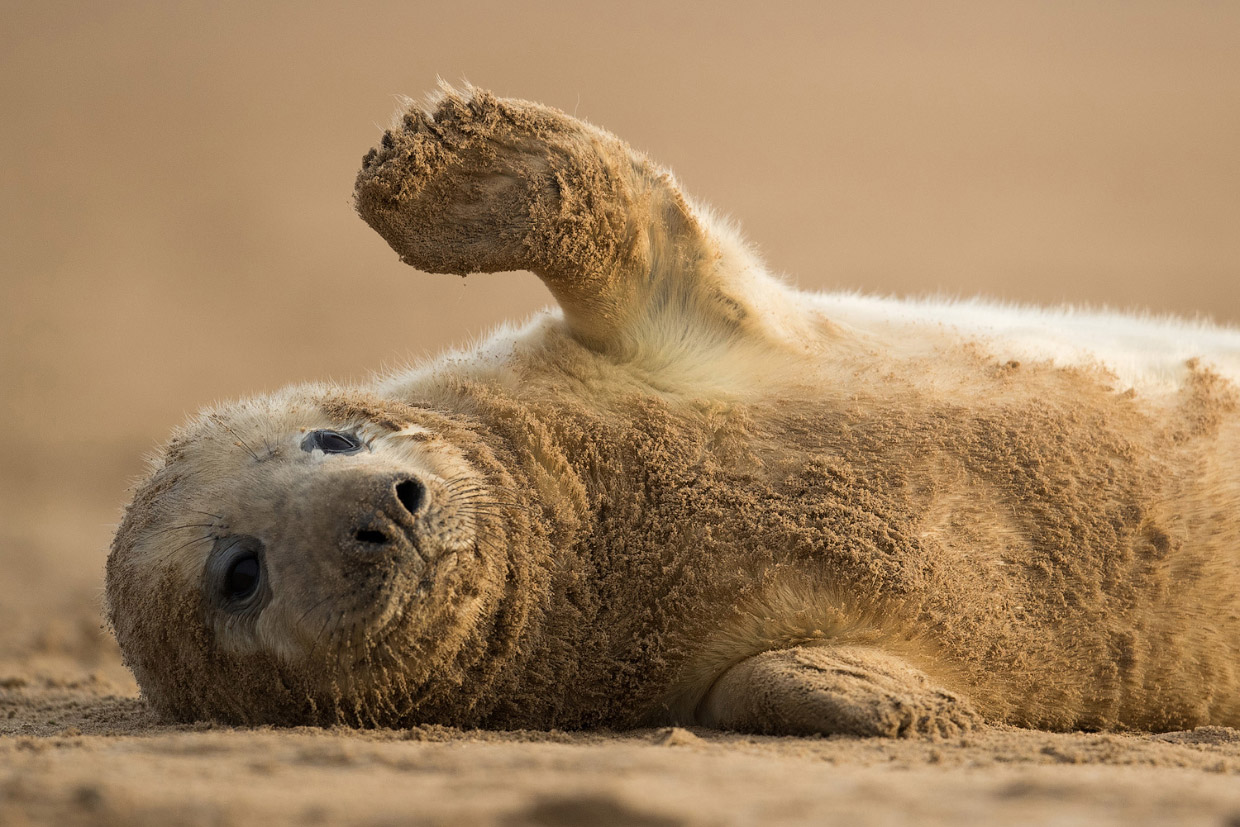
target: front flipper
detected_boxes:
[697,645,981,738]
[355,85,808,357]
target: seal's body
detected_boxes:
[106,88,1240,736]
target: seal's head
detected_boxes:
[105,385,535,726]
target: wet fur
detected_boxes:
[107,86,1240,733]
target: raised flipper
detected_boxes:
[354,84,810,357]
[697,645,982,738]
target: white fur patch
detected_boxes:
[813,291,1240,395]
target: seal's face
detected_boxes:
[199,426,480,664]
[106,387,524,726]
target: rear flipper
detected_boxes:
[697,645,981,738]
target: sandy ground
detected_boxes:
[3,3,1240,825]
[3,640,1240,825]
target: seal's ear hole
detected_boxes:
[395,479,424,515]
[355,529,389,545]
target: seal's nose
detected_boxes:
[349,477,425,551]
[353,527,392,545]
[394,479,424,516]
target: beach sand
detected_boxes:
[3,627,1240,825]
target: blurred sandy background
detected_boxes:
[2,3,1240,824]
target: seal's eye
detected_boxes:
[225,553,261,601]
[301,429,363,455]
[207,535,267,612]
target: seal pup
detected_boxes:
[106,85,1240,736]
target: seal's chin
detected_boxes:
[269,568,410,669]
[264,529,492,692]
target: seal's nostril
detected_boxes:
[395,480,424,515]
[355,529,388,545]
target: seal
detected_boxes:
[106,85,1240,736]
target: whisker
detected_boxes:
[307,606,338,663]
[449,491,529,506]
[147,522,219,537]
[157,532,215,563]
[451,492,519,502]
[456,501,533,512]
[214,417,262,462]
[458,508,518,522]
[459,511,522,523]
[297,592,339,630]
[474,542,505,560]
[445,484,500,494]
[473,534,506,553]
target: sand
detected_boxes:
[4,639,1240,825]
[5,2,1240,824]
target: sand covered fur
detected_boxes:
[106,86,1240,735]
